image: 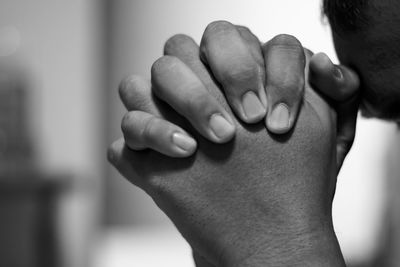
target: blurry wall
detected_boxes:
[0,1,106,267]
[0,0,105,176]
[106,0,396,264]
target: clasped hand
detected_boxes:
[108,21,360,266]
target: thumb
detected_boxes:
[309,52,361,172]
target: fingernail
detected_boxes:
[209,114,235,141]
[334,66,343,80]
[268,103,290,133]
[172,132,196,152]
[242,91,266,121]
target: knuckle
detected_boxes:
[266,34,305,59]
[270,73,305,97]
[201,20,237,61]
[121,111,150,149]
[151,55,180,77]
[235,25,251,33]
[284,74,305,95]
[265,35,306,94]
[142,116,159,142]
[118,75,153,111]
[164,34,195,55]
[223,62,260,85]
[118,74,142,100]
[203,20,235,44]
[235,25,259,43]
[205,20,233,34]
[121,112,135,134]
[151,56,181,92]
[187,92,211,117]
[269,34,302,50]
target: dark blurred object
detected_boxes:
[0,172,69,267]
[0,61,34,174]
[0,61,64,266]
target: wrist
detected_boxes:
[228,224,344,267]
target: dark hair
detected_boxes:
[322,0,370,33]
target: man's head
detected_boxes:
[324,0,400,120]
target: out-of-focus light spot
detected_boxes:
[0,26,21,57]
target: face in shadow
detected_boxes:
[327,0,400,120]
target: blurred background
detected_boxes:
[0,0,399,266]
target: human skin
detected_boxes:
[118,21,360,169]
[109,52,344,266]
[109,0,400,264]
[127,0,400,261]
[108,24,362,265]
[326,0,400,120]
